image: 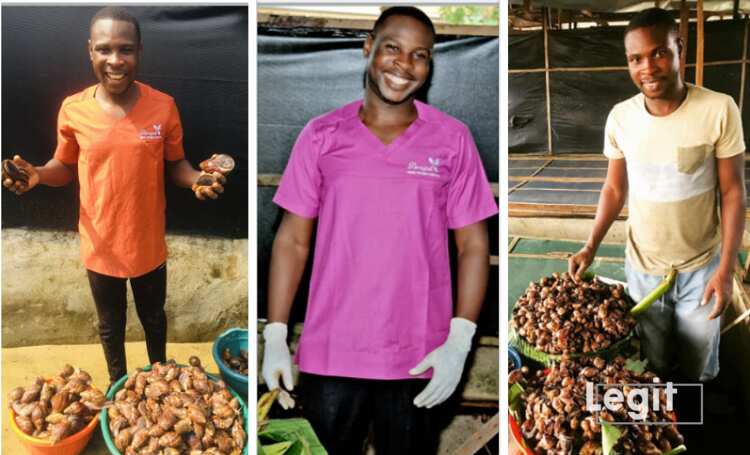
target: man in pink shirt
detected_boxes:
[261,7,498,453]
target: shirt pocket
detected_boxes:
[139,137,164,161]
[677,144,713,174]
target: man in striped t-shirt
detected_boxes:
[569,8,745,382]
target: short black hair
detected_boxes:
[372,6,436,40]
[625,7,678,37]
[90,6,141,44]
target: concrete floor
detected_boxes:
[2,341,217,455]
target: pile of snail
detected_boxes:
[9,365,103,442]
[512,272,636,354]
[108,357,246,455]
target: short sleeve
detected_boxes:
[715,95,745,159]
[165,100,185,161]
[603,109,625,159]
[53,103,79,164]
[446,127,498,229]
[273,122,323,219]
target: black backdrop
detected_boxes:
[257,27,500,335]
[1,6,248,237]
[509,20,748,154]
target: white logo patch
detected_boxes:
[407,157,441,177]
[139,124,162,140]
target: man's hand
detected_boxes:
[191,171,226,200]
[261,322,294,392]
[2,155,39,195]
[568,245,595,280]
[702,270,733,320]
[410,318,476,409]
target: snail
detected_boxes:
[8,365,102,443]
[221,348,248,376]
[199,154,235,175]
[512,272,637,354]
[513,356,684,454]
[108,359,245,454]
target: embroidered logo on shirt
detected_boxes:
[139,124,162,140]
[406,157,441,177]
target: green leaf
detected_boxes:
[662,445,687,455]
[581,270,596,281]
[438,5,498,25]
[262,441,294,455]
[509,382,524,406]
[509,382,525,421]
[262,419,327,454]
[258,430,290,443]
[624,357,648,374]
[630,269,676,316]
[282,439,308,455]
[601,420,623,455]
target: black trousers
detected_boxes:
[300,373,442,455]
[87,263,167,383]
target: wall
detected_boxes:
[2,229,248,347]
[1,6,249,236]
[509,20,748,153]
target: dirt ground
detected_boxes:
[2,341,221,455]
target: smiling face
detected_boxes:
[624,25,682,100]
[363,15,434,105]
[89,18,141,97]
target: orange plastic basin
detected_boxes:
[9,405,99,455]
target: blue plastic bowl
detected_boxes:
[100,364,248,455]
[212,327,249,399]
[508,345,522,370]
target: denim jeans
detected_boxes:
[626,253,721,382]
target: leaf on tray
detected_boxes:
[624,357,648,374]
[262,441,294,455]
[601,420,623,455]
[662,444,687,455]
[509,382,525,421]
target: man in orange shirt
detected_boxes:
[2,7,226,386]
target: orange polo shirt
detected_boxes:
[54,81,185,278]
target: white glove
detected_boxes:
[261,322,294,391]
[410,317,476,408]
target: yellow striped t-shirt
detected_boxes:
[604,84,745,275]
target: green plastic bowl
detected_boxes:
[100,364,248,455]
[212,327,249,399]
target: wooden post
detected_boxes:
[696,0,705,86]
[679,0,689,80]
[735,0,741,20]
[739,19,748,113]
[544,8,553,155]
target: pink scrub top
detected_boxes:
[274,100,498,379]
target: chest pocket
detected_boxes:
[139,137,164,161]
[677,144,712,174]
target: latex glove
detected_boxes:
[410,317,476,408]
[261,322,294,391]
[2,155,39,195]
[192,171,226,200]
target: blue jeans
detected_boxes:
[625,253,721,382]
